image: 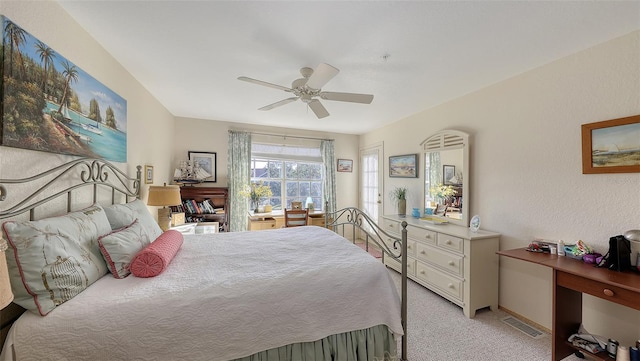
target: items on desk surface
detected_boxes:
[526,231,640,271]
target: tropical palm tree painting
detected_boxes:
[1,16,127,162]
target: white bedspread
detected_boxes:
[1,226,402,361]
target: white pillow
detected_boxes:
[2,205,111,315]
[103,199,162,240]
[98,219,153,279]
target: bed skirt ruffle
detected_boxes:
[231,324,397,361]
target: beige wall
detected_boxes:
[172,117,360,210]
[0,1,176,219]
[361,31,640,341]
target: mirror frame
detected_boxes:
[421,130,470,227]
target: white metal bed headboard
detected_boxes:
[0,157,141,221]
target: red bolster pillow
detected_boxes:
[130,230,183,278]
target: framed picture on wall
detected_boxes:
[337,159,353,172]
[0,16,128,162]
[581,115,640,174]
[389,154,418,178]
[188,151,217,182]
[144,165,154,184]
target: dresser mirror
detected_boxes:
[421,130,470,226]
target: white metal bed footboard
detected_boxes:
[324,206,408,361]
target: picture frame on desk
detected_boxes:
[188,151,217,182]
[581,115,640,174]
[443,165,455,185]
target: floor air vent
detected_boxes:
[501,316,546,339]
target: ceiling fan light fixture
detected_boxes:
[300,94,313,103]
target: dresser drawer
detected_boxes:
[416,243,463,277]
[416,261,463,300]
[385,257,416,277]
[408,225,437,244]
[557,271,640,310]
[437,233,464,253]
[382,218,400,235]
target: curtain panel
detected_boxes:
[227,131,252,232]
[321,140,337,215]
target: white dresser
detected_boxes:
[382,215,500,318]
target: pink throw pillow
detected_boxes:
[130,230,183,278]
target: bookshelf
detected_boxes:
[173,186,229,232]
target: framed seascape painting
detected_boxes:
[581,115,640,174]
[337,159,353,172]
[188,151,217,182]
[389,154,418,178]
[1,16,127,162]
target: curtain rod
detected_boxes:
[247,131,334,142]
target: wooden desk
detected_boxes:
[248,211,325,230]
[497,248,640,361]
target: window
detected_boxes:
[250,143,324,211]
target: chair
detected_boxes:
[284,208,309,227]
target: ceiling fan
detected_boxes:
[238,63,374,119]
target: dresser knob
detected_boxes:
[425,235,431,239]
[446,240,452,245]
[603,289,614,297]
[448,261,455,266]
[421,250,426,255]
[448,283,454,289]
[420,270,425,274]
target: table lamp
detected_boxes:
[0,237,14,309]
[147,183,182,231]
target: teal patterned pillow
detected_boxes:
[103,199,162,240]
[98,219,153,279]
[2,205,111,315]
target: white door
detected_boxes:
[360,143,383,225]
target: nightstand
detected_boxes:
[169,223,196,235]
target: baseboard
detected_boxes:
[498,306,551,334]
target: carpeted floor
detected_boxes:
[386,270,583,361]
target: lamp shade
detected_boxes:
[147,184,182,207]
[0,237,14,309]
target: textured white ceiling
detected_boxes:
[56,1,640,135]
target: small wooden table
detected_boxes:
[497,248,640,361]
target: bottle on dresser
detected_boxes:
[557,240,566,256]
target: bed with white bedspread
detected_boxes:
[0,158,408,361]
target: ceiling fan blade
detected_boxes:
[238,76,292,92]
[258,97,299,111]
[320,92,374,104]
[305,63,339,90]
[308,100,330,119]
